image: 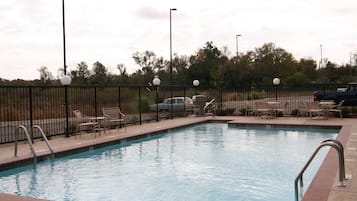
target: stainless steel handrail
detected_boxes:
[294,139,347,201]
[15,125,37,164]
[321,139,346,180]
[32,125,55,160]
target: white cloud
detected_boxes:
[134,6,167,19]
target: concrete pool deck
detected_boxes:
[0,116,356,201]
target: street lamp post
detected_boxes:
[193,80,200,95]
[62,0,67,75]
[236,34,241,59]
[273,78,280,101]
[153,76,161,122]
[170,8,177,119]
[61,75,71,137]
[62,0,71,137]
[320,44,323,69]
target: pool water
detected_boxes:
[0,123,338,201]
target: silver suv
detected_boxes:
[150,97,194,112]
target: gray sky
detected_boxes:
[1,0,357,80]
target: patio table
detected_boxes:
[89,116,106,135]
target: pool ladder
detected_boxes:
[15,125,55,164]
[294,139,348,201]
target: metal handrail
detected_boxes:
[32,125,55,160]
[294,139,347,201]
[321,139,346,180]
[15,125,37,164]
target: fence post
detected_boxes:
[183,87,186,112]
[64,86,70,137]
[220,86,223,112]
[139,87,142,125]
[118,86,121,108]
[94,87,97,117]
[28,87,34,142]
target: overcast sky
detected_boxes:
[1,0,357,80]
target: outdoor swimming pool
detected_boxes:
[0,123,338,201]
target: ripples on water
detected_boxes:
[0,123,338,201]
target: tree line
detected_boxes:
[1,42,357,88]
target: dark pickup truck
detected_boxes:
[313,83,357,106]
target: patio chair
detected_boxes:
[245,101,256,116]
[297,102,308,117]
[329,100,344,119]
[306,102,326,119]
[254,102,274,118]
[73,110,99,136]
[192,95,207,116]
[274,102,288,117]
[102,107,127,132]
[204,98,215,114]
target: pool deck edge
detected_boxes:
[0,116,356,201]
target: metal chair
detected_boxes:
[329,100,344,119]
[102,107,127,133]
[274,102,288,117]
[255,102,274,118]
[306,102,326,119]
[73,110,98,136]
[192,95,207,116]
[297,102,308,117]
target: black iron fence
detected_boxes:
[0,83,349,144]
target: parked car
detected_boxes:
[313,82,357,106]
[150,97,194,112]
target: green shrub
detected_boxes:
[239,108,247,116]
[276,111,283,117]
[291,109,299,116]
[341,107,350,117]
[351,107,357,114]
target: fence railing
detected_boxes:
[0,83,347,144]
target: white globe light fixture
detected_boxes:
[272,77,280,101]
[60,74,72,85]
[61,74,71,137]
[153,76,161,122]
[193,79,200,87]
[193,80,200,95]
[273,77,280,86]
[153,76,161,86]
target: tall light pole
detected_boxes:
[62,0,71,137]
[193,80,200,95]
[62,0,67,75]
[236,34,241,59]
[153,76,161,122]
[273,78,280,101]
[320,44,323,69]
[169,8,177,119]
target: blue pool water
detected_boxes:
[0,123,338,201]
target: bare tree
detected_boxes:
[38,66,53,84]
